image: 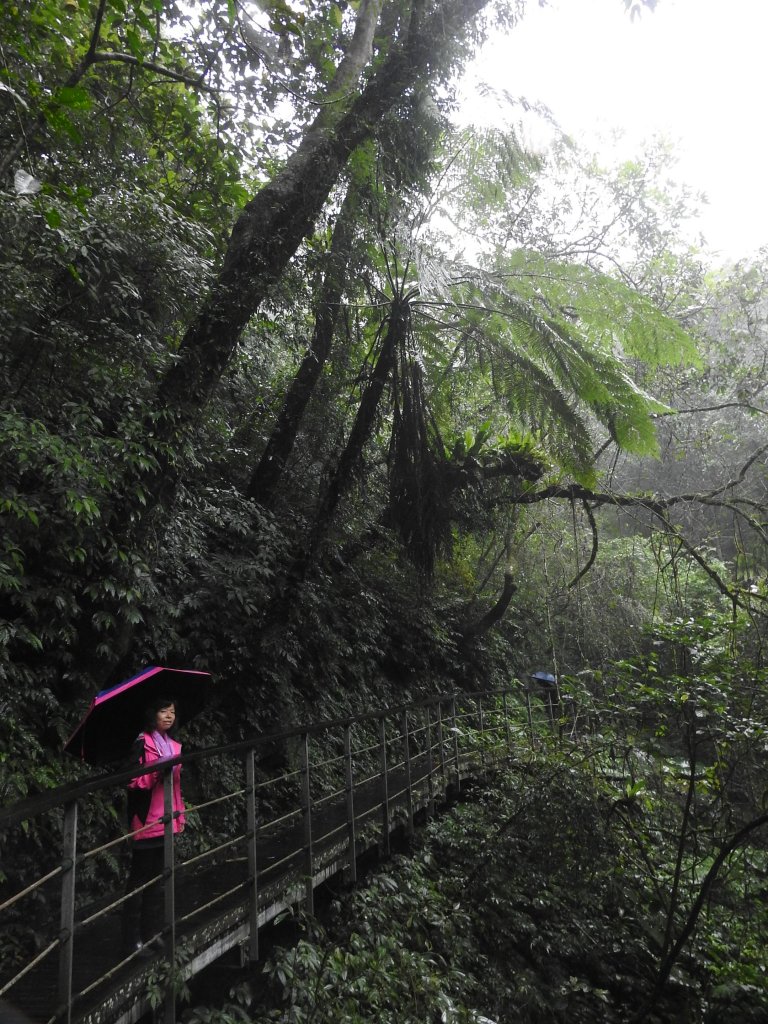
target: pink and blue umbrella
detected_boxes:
[64,666,212,765]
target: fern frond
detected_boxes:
[497,250,702,368]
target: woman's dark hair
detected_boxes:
[143,696,179,736]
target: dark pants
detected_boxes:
[121,840,165,948]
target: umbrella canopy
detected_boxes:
[64,666,212,765]
[530,671,556,684]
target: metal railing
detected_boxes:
[0,687,548,1024]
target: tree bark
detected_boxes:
[256,301,406,645]
[246,183,360,506]
[305,299,407,563]
[459,568,518,641]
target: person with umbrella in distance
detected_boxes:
[121,694,185,957]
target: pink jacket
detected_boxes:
[128,732,185,840]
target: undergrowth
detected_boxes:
[183,754,768,1024]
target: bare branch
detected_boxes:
[634,810,768,1023]
[460,568,517,640]
[90,52,213,90]
[82,0,109,63]
[653,401,768,419]
[517,440,768,513]
[654,516,737,607]
[568,500,598,589]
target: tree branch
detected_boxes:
[508,444,768,610]
[515,438,768,514]
[0,0,110,180]
[568,499,598,589]
[90,52,214,91]
[653,401,768,419]
[0,0,218,182]
[634,809,768,1023]
[459,568,517,640]
[326,0,385,105]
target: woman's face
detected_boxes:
[155,704,176,734]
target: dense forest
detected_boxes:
[2,0,768,1020]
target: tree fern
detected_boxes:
[337,134,702,570]
[387,337,452,575]
[406,247,697,486]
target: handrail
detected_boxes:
[0,689,516,829]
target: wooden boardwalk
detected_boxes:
[1,691,523,1024]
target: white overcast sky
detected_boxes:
[460,0,768,261]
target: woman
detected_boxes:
[121,696,185,956]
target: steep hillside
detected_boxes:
[185,758,768,1024]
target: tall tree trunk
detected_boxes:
[306,299,407,562]
[121,0,489,533]
[257,299,406,654]
[246,183,360,507]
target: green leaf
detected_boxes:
[55,84,92,111]
[44,106,82,143]
[124,27,144,59]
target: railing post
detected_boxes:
[246,749,260,964]
[163,766,176,1024]
[57,799,78,1024]
[425,707,435,818]
[436,701,447,793]
[300,732,314,915]
[503,690,512,751]
[476,694,486,769]
[344,724,357,884]
[401,710,414,837]
[451,696,461,792]
[525,686,535,746]
[378,716,390,857]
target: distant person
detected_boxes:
[529,671,558,715]
[121,697,185,956]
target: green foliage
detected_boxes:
[144,943,192,1010]
[2,7,767,1020]
[187,738,768,1024]
[500,249,701,370]
[251,908,483,1024]
[450,254,697,481]
[1,185,215,408]
[0,407,149,679]
[0,0,250,221]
